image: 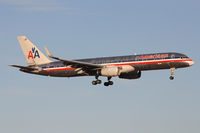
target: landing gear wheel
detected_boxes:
[96,80,102,84]
[108,81,113,85]
[103,77,114,86]
[92,76,102,85]
[92,81,97,85]
[104,82,109,86]
[104,81,113,86]
[169,76,174,80]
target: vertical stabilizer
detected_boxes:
[17,36,52,66]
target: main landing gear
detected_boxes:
[104,77,113,86]
[169,68,176,80]
[92,76,114,86]
[92,76,102,85]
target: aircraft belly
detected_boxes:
[39,69,83,77]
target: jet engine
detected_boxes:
[101,66,121,77]
[100,65,135,77]
[119,70,141,79]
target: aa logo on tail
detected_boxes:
[28,47,40,59]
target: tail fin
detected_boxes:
[17,36,52,66]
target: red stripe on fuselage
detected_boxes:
[43,59,192,72]
[44,67,74,72]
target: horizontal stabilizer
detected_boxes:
[9,65,37,71]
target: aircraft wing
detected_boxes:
[44,47,103,70]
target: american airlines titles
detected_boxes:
[139,54,169,60]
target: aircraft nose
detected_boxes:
[189,60,195,66]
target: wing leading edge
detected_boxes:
[44,46,103,70]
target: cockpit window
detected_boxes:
[181,56,188,59]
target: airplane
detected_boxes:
[10,36,194,86]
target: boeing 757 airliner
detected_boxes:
[10,36,194,86]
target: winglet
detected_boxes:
[44,46,53,57]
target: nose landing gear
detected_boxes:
[169,68,176,80]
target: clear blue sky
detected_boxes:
[0,0,200,133]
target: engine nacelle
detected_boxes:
[119,65,135,73]
[101,66,121,77]
[119,70,141,79]
[100,65,135,77]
